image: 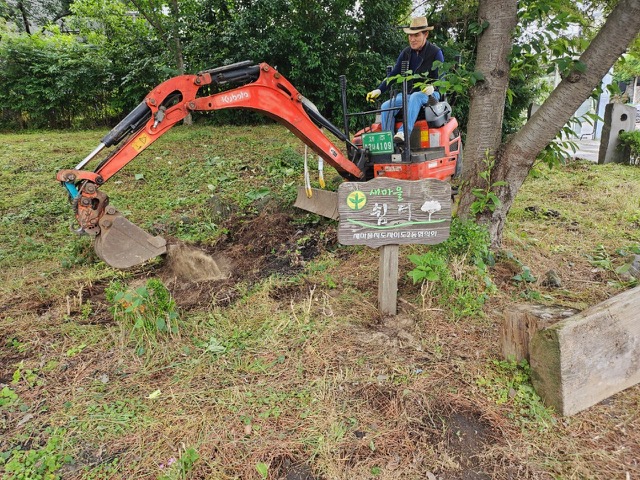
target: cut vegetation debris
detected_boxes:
[1,125,639,479]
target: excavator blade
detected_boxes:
[94,208,167,269]
[293,186,339,220]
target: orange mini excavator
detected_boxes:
[56,61,461,268]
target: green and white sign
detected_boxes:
[337,178,451,247]
[361,131,394,155]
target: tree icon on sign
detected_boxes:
[347,191,367,210]
[420,199,442,221]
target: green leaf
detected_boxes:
[147,389,161,399]
[156,317,166,331]
[573,60,586,73]
[246,187,271,201]
[256,462,268,479]
[205,337,226,354]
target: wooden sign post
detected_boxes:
[337,178,451,315]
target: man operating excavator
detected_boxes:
[366,16,444,143]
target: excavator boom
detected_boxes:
[56,61,366,268]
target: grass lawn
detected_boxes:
[1,124,639,479]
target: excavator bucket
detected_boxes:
[94,208,167,269]
[294,186,339,220]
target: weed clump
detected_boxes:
[0,428,71,480]
[476,359,555,431]
[407,218,495,319]
[105,278,180,355]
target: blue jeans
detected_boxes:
[380,91,439,136]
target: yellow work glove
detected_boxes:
[366,89,381,102]
[422,85,435,96]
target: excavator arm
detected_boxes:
[56,62,366,268]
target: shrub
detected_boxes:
[0,31,114,129]
[618,130,640,165]
[407,218,495,319]
[105,278,180,355]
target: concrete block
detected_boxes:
[598,103,637,164]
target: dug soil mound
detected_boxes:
[157,209,337,310]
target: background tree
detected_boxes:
[0,0,414,129]
[224,0,410,122]
[0,30,112,128]
[124,0,202,75]
[613,35,640,103]
[1,0,72,33]
[457,0,640,247]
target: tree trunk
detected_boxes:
[129,0,191,124]
[459,0,640,247]
[169,0,185,74]
[459,0,517,186]
[457,0,517,224]
[169,0,191,125]
[17,1,31,34]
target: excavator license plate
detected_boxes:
[362,131,394,155]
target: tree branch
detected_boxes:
[128,0,167,38]
[509,0,640,162]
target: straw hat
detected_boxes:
[402,16,434,34]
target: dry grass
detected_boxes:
[1,126,640,479]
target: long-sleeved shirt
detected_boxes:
[378,42,444,94]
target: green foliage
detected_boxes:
[74,399,145,439]
[3,0,413,129]
[618,130,640,165]
[433,217,495,268]
[387,60,485,102]
[255,462,269,479]
[0,0,72,34]
[613,49,640,84]
[585,244,639,285]
[498,1,593,137]
[79,458,120,479]
[0,0,616,143]
[0,0,172,130]
[158,447,199,480]
[106,278,180,353]
[0,386,19,409]
[499,251,538,287]
[407,218,495,319]
[70,0,171,112]
[0,31,114,129]
[586,244,615,270]
[470,151,508,215]
[223,0,410,124]
[407,251,446,283]
[534,111,600,172]
[0,429,72,480]
[11,361,41,388]
[512,266,537,284]
[477,359,555,431]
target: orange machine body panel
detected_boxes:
[354,116,460,181]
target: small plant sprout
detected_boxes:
[105,278,181,356]
[470,150,508,215]
[256,462,269,479]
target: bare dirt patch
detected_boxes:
[156,208,337,310]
